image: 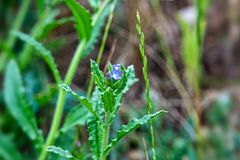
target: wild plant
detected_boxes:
[53,60,166,160]
[2,1,166,160]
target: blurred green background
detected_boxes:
[1,0,240,160]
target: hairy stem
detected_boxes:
[101,112,110,160]
[38,40,86,160]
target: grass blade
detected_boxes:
[65,0,92,40]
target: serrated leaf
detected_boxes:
[101,87,115,112]
[109,94,122,123]
[103,110,167,155]
[87,115,103,160]
[61,105,89,133]
[115,65,138,95]
[47,146,76,159]
[91,88,105,117]
[0,133,23,160]
[3,60,43,150]
[90,60,106,91]
[123,65,138,93]
[65,0,92,40]
[59,83,97,118]
[12,31,62,84]
[82,0,117,58]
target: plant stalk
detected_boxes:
[101,112,110,160]
[136,11,157,160]
[38,40,86,160]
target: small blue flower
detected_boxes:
[108,64,123,80]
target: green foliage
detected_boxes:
[0,133,23,160]
[178,1,209,92]
[41,16,73,38]
[89,0,101,10]
[90,60,107,92]
[64,0,92,40]
[47,146,77,159]
[3,60,43,150]
[59,60,166,160]
[83,0,117,57]
[178,16,200,91]
[116,65,138,95]
[103,110,167,155]
[87,116,103,159]
[61,105,89,133]
[59,84,97,117]
[101,87,115,112]
[12,31,62,84]
[195,0,209,45]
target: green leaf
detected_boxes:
[65,0,92,40]
[87,116,103,160]
[90,60,106,91]
[91,88,105,117]
[82,0,117,57]
[61,105,89,133]
[0,133,23,160]
[59,83,97,118]
[3,60,43,150]
[103,110,167,155]
[37,0,45,16]
[109,94,122,123]
[177,15,200,90]
[101,87,115,112]
[41,17,73,38]
[47,146,76,159]
[115,65,138,95]
[12,31,62,84]
[124,65,138,92]
[89,0,101,10]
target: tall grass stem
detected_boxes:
[136,11,156,160]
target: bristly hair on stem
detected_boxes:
[136,10,156,160]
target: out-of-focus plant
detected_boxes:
[178,0,209,102]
